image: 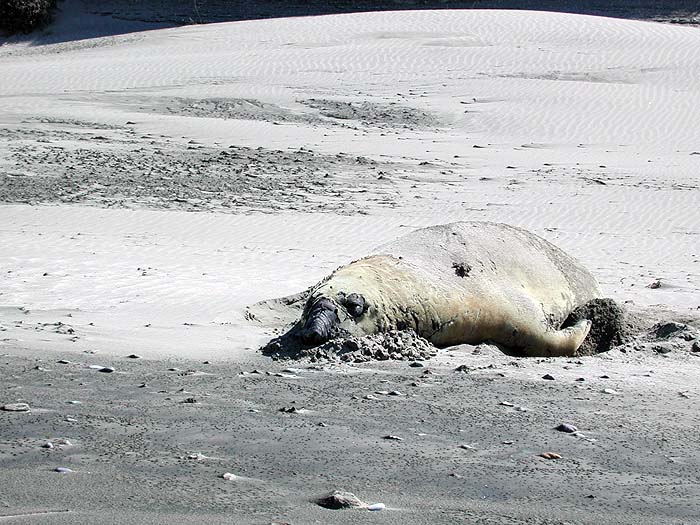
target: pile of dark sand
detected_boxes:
[563,298,633,356]
[263,329,437,363]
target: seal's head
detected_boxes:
[300,292,368,345]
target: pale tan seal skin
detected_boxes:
[307,222,601,357]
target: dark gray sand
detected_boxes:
[3,337,700,524]
[0,119,428,214]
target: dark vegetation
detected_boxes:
[0,0,57,34]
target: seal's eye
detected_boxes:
[343,293,366,318]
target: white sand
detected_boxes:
[1,5,699,360]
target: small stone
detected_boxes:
[409,362,424,368]
[502,440,514,445]
[499,401,515,407]
[65,417,77,422]
[98,367,115,373]
[575,377,585,382]
[692,341,700,352]
[459,444,475,450]
[366,503,386,511]
[57,360,71,364]
[646,279,662,289]
[315,490,366,509]
[387,390,403,396]
[318,422,328,427]
[181,397,198,404]
[54,438,72,446]
[542,374,555,380]
[221,472,238,481]
[602,388,619,395]
[41,442,54,449]
[54,467,73,473]
[382,435,403,441]
[126,354,141,359]
[187,453,208,460]
[539,452,562,460]
[556,423,578,433]
[1,403,30,412]
[66,400,81,405]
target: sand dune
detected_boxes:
[1,4,700,523]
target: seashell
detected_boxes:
[1,403,30,412]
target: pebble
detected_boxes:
[221,472,238,481]
[42,442,54,449]
[67,400,82,405]
[54,467,73,473]
[602,388,620,395]
[54,438,72,446]
[542,374,555,380]
[692,341,700,352]
[57,359,71,364]
[459,444,475,450]
[367,503,386,511]
[99,367,115,373]
[65,417,77,422]
[539,452,562,460]
[315,490,366,509]
[126,354,141,359]
[1,403,30,412]
[556,423,578,433]
[409,361,424,368]
[499,401,515,407]
[383,435,403,441]
[187,453,208,461]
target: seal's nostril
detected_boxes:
[302,327,324,345]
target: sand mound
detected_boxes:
[563,298,633,356]
[263,328,437,363]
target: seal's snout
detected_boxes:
[301,298,339,345]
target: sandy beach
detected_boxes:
[1,2,700,523]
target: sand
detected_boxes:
[1,2,700,523]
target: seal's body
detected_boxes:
[301,222,601,357]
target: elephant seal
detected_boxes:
[261,222,603,358]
